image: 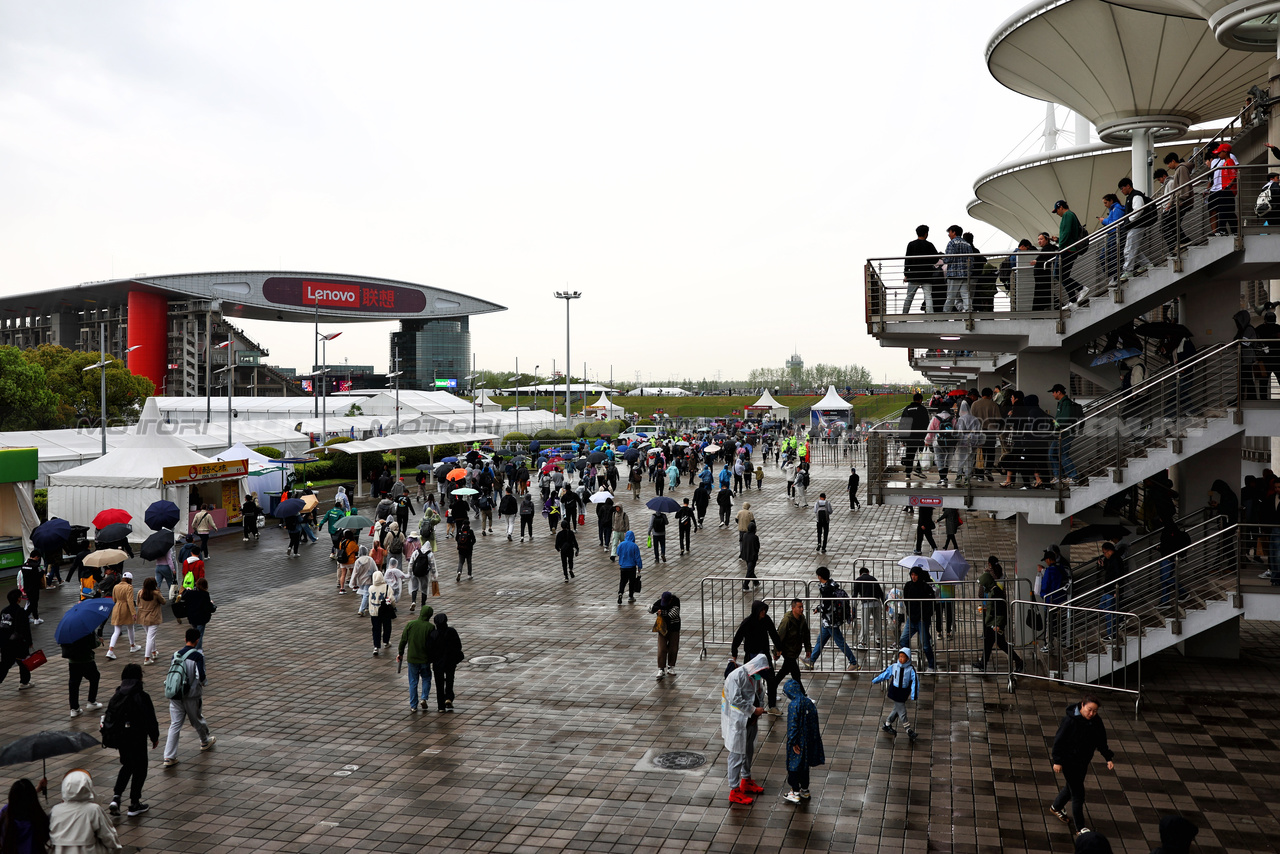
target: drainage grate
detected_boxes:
[468,655,507,666]
[495,590,528,597]
[652,751,707,771]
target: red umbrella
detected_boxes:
[92,508,132,528]
[446,468,468,482]
[540,463,560,475]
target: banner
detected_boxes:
[221,481,243,524]
[162,459,249,486]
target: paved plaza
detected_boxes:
[5,458,1280,853]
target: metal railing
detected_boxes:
[698,576,808,658]
[865,164,1277,332]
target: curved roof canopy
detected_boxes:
[1100,0,1280,50]
[987,0,1272,142]
[969,131,1217,241]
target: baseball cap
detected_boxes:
[1048,383,1068,393]
[1051,200,1067,212]
[122,571,133,580]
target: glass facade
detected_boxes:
[392,317,470,390]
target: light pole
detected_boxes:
[507,364,520,434]
[82,322,139,454]
[215,364,233,448]
[386,366,404,479]
[533,365,539,411]
[316,331,342,447]
[554,291,581,429]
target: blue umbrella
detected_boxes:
[275,498,306,517]
[646,496,680,514]
[929,549,972,582]
[144,500,180,531]
[440,456,459,463]
[30,519,72,554]
[1090,347,1141,367]
[53,599,114,645]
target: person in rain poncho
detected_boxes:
[351,548,376,616]
[47,770,121,853]
[721,654,770,805]
[780,678,825,804]
[382,557,406,601]
[952,400,983,487]
[335,485,351,514]
[666,461,681,491]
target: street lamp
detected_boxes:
[533,365,539,411]
[554,291,581,429]
[81,322,139,454]
[308,368,330,446]
[507,364,520,434]
[387,363,404,480]
[214,364,234,448]
[317,331,342,446]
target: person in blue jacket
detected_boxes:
[699,465,714,491]
[872,647,920,742]
[719,465,732,489]
[1039,548,1069,653]
[616,531,642,605]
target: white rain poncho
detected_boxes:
[721,653,769,754]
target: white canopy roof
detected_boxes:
[315,430,500,455]
[48,431,219,489]
[584,393,624,413]
[622,387,691,397]
[811,386,852,411]
[746,390,787,411]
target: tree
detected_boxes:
[22,344,155,428]
[0,346,60,430]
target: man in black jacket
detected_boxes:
[692,483,711,529]
[898,567,937,671]
[847,466,861,510]
[107,663,160,817]
[0,589,33,691]
[899,394,931,483]
[903,225,938,313]
[852,566,885,647]
[731,600,785,713]
[675,498,695,554]
[739,522,760,591]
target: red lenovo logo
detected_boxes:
[304,281,359,307]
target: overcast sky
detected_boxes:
[0,1,1051,385]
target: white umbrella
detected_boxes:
[703,444,721,453]
[589,491,615,504]
[897,555,943,577]
[929,549,971,582]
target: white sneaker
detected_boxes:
[69,708,82,718]
[655,669,666,680]
[665,667,676,677]
[84,701,103,711]
[105,649,117,660]
[782,790,802,804]
[31,618,43,626]
[129,645,142,654]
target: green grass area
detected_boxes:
[487,394,911,423]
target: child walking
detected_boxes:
[872,647,920,742]
[780,678,824,804]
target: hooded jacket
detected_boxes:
[774,608,811,660]
[731,601,782,660]
[871,648,919,701]
[1208,478,1239,522]
[954,400,982,444]
[397,605,435,664]
[1074,831,1114,854]
[367,571,395,617]
[739,522,760,563]
[426,613,463,667]
[1051,702,1115,768]
[721,654,768,754]
[616,531,642,570]
[108,677,159,746]
[1151,814,1198,854]
[783,678,825,772]
[350,552,376,589]
[47,770,120,854]
[1234,309,1257,364]
[611,508,631,534]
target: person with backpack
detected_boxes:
[924,400,957,487]
[102,663,159,817]
[0,589,33,694]
[804,567,857,671]
[396,604,434,712]
[872,647,920,742]
[793,462,811,507]
[647,510,668,563]
[813,493,832,553]
[335,530,359,594]
[368,570,397,655]
[555,520,579,581]
[773,598,812,697]
[1116,177,1155,282]
[474,491,493,536]
[426,612,464,712]
[454,522,476,582]
[675,498,695,555]
[161,628,215,769]
[497,487,518,542]
[518,493,536,542]
[560,486,580,531]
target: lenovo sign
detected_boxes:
[261,277,427,314]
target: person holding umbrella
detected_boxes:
[1,777,51,851]
[0,589,34,693]
[58,599,111,718]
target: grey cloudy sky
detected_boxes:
[0,1,1049,385]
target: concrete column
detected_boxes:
[976,371,1002,393]
[1179,284,1240,346]
[1131,128,1152,196]
[1015,514,1071,590]
[1174,432,1241,520]
[1015,350,1070,400]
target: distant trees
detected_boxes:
[0,344,154,430]
[746,363,873,391]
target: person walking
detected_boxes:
[1049,694,1117,837]
[397,604,434,712]
[427,612,463,712]
[739,521,760,591]
[616,531,643,605]
[191,504,216,560]
[161,628,215,768]
[872,647,920,742]
[610,505,630,562]
[913,507,938,556]
[794,462,810,507]
[181,578,215,650]
[351,547,375,615]
[336,531,359,594]
[773,599,811,697]
[648,511,668,563]
[675,498,695,554]
[847,466,861,510]
[498,488,518,542]
[813,493,832,553]
[717,485,734,528]
[555,520,579,581]
[735,502,754,543]
[805,567,858,671]
[731,601,784,713]
[283,512,302,558]
[973,560,1024,673]
[721,654,770,805]
[454,522,475,582]
[134,578,166,666]
[899,566,937,671]
[103,663,159,817]
[518,493,536,542]
[649,591,681,679]
[15,556,42,626]
[368,570,396,656]
[63,625,103,720]
[940,507,961,551]
[153,542,178,599]
[48,771,120,850]
[320,500,346,558]
[0,589,33,693]
[105,572,140,661]
[780,678,825,805]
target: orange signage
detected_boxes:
[162,459,249,486]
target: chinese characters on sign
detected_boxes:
[161,459,249,486]
[261,278,428,313]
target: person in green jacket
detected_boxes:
[320,500,348,559]
[1048,383,1080,483]
[1052,199,1086,306]
[773,599,812,698]
[973,559,1023,673]
[396,605,434,712]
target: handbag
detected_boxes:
[631,573,642,594]
[1025,608,1044,633]
[578,513,585,526]
[22,650,46,671]
[430,579,441,597]
[646,534,653,549]
[652,613,667,635]
[383,602,398,620]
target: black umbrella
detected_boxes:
[0,730,100,794]
[623,448,640,462]
[416,464,433,472]
[97,522,132,543]
[433,464,454,479]
[587,451,607,464]
[1132,322,1191,340]
[140,529,175,561]
[466,450,481,463]
[144,500,180,531]
[1060,524,1132,546]
[30,519,72,554]
[275,498,306,518]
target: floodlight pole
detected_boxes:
[554,291,581,429]
[100,322,107,454]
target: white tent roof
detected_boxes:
[622,387,692,397]
[584,393,624,412]
[746,390,787,411]
[211,443,280,472]
[47,431,217,489]
[811,386,853,411]
[316,431,500,455]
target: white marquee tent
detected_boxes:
[582,393,625,417]
[212,443,290,498]
[810,386,852,428]
[745,390,790,421]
